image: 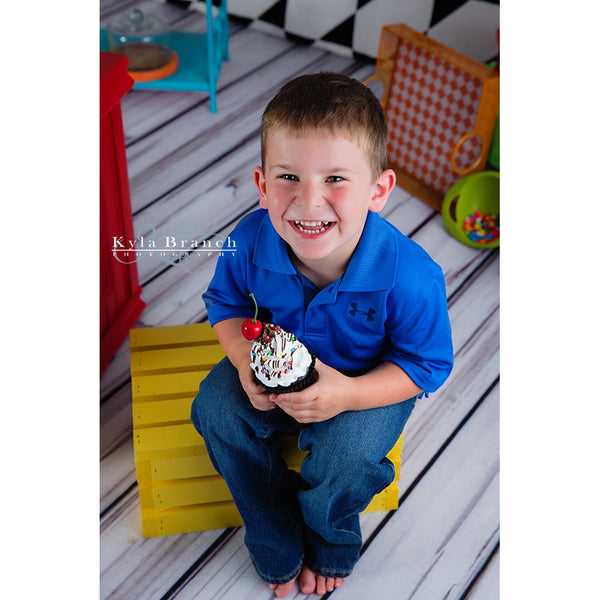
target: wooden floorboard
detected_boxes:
[100,2,500,597]
[463,545,500,600]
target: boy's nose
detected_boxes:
[296,181,323,208]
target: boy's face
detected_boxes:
[254,127,395,276]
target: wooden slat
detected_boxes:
[133,395,195,425]
[141,475,231,509]
[141,501,244,537]
[133,370,206,401]
[412,214,495,296]
[463,545,499,600]
[130,321,221,349]
[100,439,137,511]
[131,344,225,375]
[101,382,134,460]
[100,0,159,21]
[146,453,218,484]
[135,422,200,454]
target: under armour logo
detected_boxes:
[349,303,376,321]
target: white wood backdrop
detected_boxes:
[100,2,500,598]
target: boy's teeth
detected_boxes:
[294,221,331,234]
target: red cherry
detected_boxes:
[241,318,262,340]
[241,293,262,340]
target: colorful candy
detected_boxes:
[462,210,499,244]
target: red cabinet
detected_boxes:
[100,52,145,373]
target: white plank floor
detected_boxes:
[100,2,500,598]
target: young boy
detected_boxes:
[191,72,453,597]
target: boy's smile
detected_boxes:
[254,127,395,284]
[292,220,333,236]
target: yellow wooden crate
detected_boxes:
[130,322,404,537]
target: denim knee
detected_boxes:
[296,399,417,545]
[190,357,241,436]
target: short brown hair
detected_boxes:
[260,72,388,182]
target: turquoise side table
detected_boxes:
[101,0,229,112]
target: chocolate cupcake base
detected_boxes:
[255,355,317,394]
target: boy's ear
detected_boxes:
[368,168,396,213]
[254,166,268,208]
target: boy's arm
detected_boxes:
[212,318,252,372]
[212,318,275,412]
[270,358,422,423]
[350,360,422,408]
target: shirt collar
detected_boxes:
[252,209,397,289]
[252,210,297,274]
[339,211,397,292]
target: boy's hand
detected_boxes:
[211,319,277,412]
[237,365,275,412]
[269,359,355,423]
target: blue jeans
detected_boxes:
[190,357,416,584]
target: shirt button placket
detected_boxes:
[304,283,338,338]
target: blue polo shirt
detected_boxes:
[203,209,453,393]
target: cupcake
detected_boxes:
[250,323,316,393]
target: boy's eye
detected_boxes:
[326,176,345,183]
[279,174,299,181]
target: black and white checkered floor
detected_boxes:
[166,0,499,63]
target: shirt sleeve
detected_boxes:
[382,271,454,394]
[202,216,256,326]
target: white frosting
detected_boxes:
[251,323,313,388]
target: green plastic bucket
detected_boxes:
[442,171,500,249]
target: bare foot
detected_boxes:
[299,565,345,595]
[268,577,296,597]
